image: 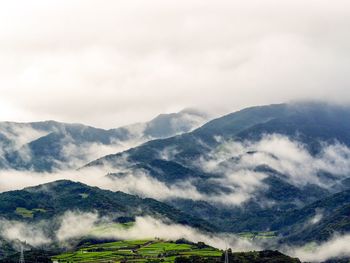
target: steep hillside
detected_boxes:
[88,102,350,167]
[0,180,214,231]
[84,102,350,238]
[272,189,350,243]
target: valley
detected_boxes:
[0,103,350,262]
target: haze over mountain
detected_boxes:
[0,109,208,171]
[82,102,350,252]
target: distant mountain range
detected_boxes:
[88,102,350,168]
[0,109,208,171]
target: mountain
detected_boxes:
[2,102,350,257]
[272,189,350,244]
[138,108,209,139]
[88,102,350,168]
[0,109,208,171]
[84,102,350,239]
[0,180,214,231]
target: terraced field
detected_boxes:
[51,239,222,263]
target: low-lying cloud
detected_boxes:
[200,134,350,189]
[91,215,258,252]
[0,211,258,253]
[56,211,99,242]
[0,219,50,247]
[286,234,350,262]
[1,134,350,207]
[3,210,350,262]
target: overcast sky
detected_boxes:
[0,0,349,128]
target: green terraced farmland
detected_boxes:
[51,239,222,263]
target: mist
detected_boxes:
[0,219,50,247]
[0,211,259,253]
[3,210,350,262]
[0,134,349,208]
[199,134,350,188]
[0,134,349,260]
[286,234,350,262]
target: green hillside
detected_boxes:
[51,239,300,263]
[51,239,221,263]
[0,180,214,231]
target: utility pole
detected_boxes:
[19,245,25,263]
[224,249,229,263]
[224,238,229,263]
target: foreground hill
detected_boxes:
[1,239,301,263]
[0,180,213,231]
[51,240,301,263]
[0,109,208,171]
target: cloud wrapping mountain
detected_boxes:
[0,109,207,171]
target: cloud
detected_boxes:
[307,210,323,226]
[88,215,258,252]
[0,166,207,203]
[0,165,266,206]
[287,234,350,262]
[0,0,349,127]
[200,134,350,189]
[0,211,258,253]
[1,134,350,206]
[0,219,50,247]
[3,209,350,263]
[3,210,350,262]
[56,211,99,242]
[0,123,48,164]
[0,123,47,150]
[59,140,144,169]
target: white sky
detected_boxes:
[0,0,349,128]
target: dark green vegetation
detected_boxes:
[0,180,213,231]
[0,249,54,263]
[222,249,301,263]
[272,189,350,244]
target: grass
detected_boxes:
[15,207,47,218]
[15,207,34,218]
[52,239,222,263]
